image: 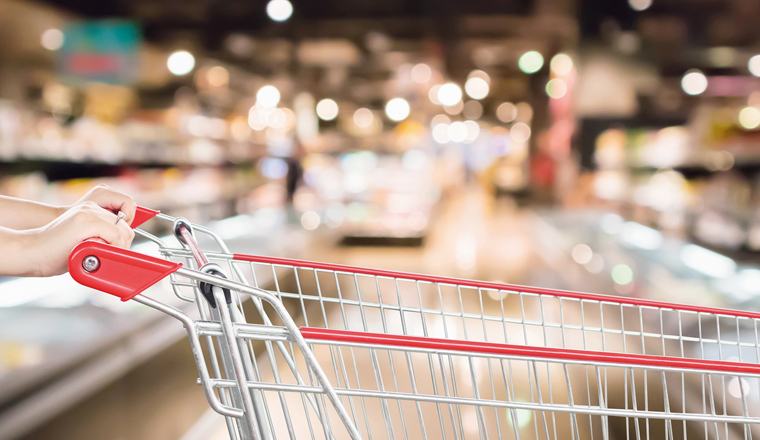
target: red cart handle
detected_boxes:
[131,206,160,229]
[69,241,182,301]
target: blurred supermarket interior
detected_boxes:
[3,0,760,438]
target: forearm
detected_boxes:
[0,196,65,230]
[0,226,36,277]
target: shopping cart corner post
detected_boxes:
[68,241,246,421]
[133,295,245,421]
[185,268,363,439]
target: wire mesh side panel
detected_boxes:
[166,250,360,440]
[212,325,760,440]
[228,257,760,367]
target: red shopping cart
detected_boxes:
[69,207,760,440]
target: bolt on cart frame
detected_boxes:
[68,207,760,440]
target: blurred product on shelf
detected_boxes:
[585,102,760,252]
[0,167,259,227]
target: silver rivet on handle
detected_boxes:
[82,255,100,272]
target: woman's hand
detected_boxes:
[10,202,135,277]
[65,184,137,226]
[0,184,137,231]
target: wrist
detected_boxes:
[0,228,40,277]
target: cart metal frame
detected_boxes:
[68,207,760,440]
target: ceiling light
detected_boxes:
[550,53,573,76]
[316,99,339,121]
[464,77,489,100]
[546,79,568,99]
[353,108,374,128]
[385,98,410,121]
[168,51,195,76]
[257,85,281,108]
[749,55,760,77]
[681,70,708,95]
[41,29,64,51]
[437,83,462,106]
[411,64,432,83]
[519,51,544,74]
[267,0,293,21]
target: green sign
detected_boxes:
[58,20,141,85]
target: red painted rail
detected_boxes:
[301,327,760,375]
[234,254,760,320]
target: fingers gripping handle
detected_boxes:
[69,241,182,301]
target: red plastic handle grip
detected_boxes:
[131,206,160,229]
[68,241,182,301]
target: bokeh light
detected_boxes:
[257,85,281,108]
[739,107,760,130]
[572,244,593,264]
[628,0,652,11]
[40,29,64,51]
[428,84,442,105]
[612,264,634,285]
[206,66,229,87]
[515,102,533,122]
[301,211,320,230]
[463,101,483,120]
[464,77,489,100]
[431,114,451,127]
[681,70,708,95]
[432,123,450,144]
[749,55,760,77]
[353,108,374,128]
[411,64,432,83]
[168,51,195,75]
[510,123,531,143]
[550,53,573,75]
[316,99,339,121]
[467,70,491,84]
[519,51,544,74]
[448,122,468,143]
[506,406,533,429]
[267,0,293,21]
[443,101,464,115]
[437,83,463,106]
[546,79,568,99]
[385,98,410,121]
[496,103,517,123]
[463,120,480,143]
